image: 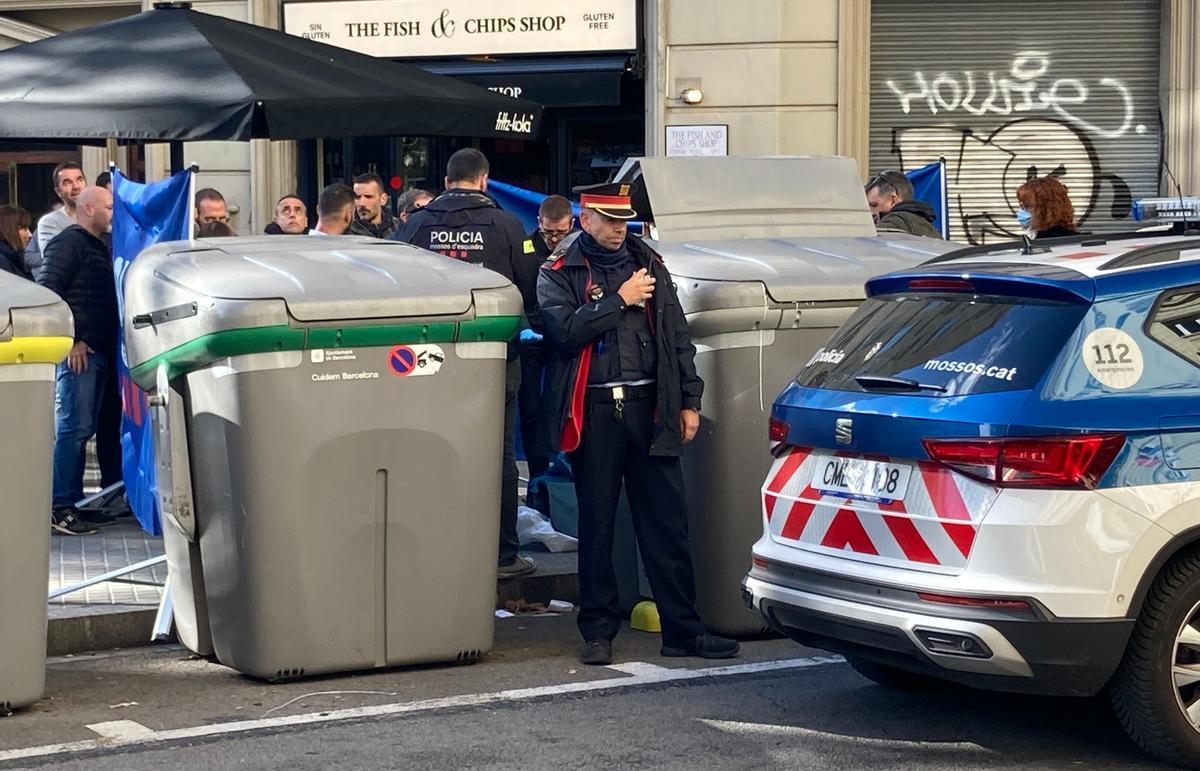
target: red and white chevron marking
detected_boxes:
[761,446,999,570]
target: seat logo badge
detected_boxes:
[835,418,853,446]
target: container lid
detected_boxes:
[613,156,877,242]
[133,236,513,322]
[655,234,957,303]
[0,270,74,341]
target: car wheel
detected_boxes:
[1111,551,1200,767]
[845,656,952,691]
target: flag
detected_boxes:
[486,179,642,237]
[112,168,194,535]
[905,158,950,239]
[487,180,580,233]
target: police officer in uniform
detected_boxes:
[396,148,539,579]
[538,183,740,665]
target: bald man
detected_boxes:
[38,185,119,535]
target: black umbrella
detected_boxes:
[0,2,542,142]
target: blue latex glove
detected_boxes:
[519,328,544,343]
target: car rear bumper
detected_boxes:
[743,570,1134,697]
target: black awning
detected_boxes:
[420,56,632,108]
[0,5,544,142]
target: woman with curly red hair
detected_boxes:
[1015,176,1078,239]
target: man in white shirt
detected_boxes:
[308,184,354,236]
[37,163,87,252]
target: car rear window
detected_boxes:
[796,292,1087,395]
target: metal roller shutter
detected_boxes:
[869,0,1161,244]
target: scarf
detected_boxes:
[578,231,629,268]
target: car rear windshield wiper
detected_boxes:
[854,374,947,393]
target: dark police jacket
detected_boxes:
[537,234,703,457]
[522,229,554,333]
[37,224,119,357]
[395,189,537,318]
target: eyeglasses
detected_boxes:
[540,226,573,242]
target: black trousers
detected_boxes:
[517,340,552,482]
[95,359,123,489]
[571,388,705,648]
[499,358,522,565]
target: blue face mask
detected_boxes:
[1016,209,1033,228]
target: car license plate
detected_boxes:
[811,454,913,502]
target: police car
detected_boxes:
[742,232,1200,766]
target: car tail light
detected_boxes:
[916,592,1031,612]
[908,278,974,292]
[769,417,789,444]
[922,434,1124,489]
[752,556,771,569]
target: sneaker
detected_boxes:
[497,554,537,579]
[77,509,117,527]
[580,640,613,666]
[51,507,99,536]
[661,633,741,660]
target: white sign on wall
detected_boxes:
[665,125,729,157]
[282,0,638,58]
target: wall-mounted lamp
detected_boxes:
[680,87,704,105]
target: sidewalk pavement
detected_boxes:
[52,455,577,655]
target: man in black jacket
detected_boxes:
[38,186,119,535]
[519,195,574,510]
[537,183,739,666]
[350,173,400,240]
[395,148,538,578]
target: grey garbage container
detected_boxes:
[0,272,73,710]
[610,156,957,635]
[662,235,954,634]
[124,235,522,679]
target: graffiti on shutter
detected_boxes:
[869,1,1160,245]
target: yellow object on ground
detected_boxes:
[631,600,661,633]
[0,335,74,365]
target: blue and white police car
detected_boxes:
[742,233,1200,766]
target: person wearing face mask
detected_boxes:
[0,205,34,279]
[1015,176,1078,239]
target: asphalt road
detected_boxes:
[0,614,1172,770]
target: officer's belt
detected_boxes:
[586,382,656,402]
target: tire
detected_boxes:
[1110,550,1200,768]
[845,655,953,691]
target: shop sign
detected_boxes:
[665,125,729,157]
[448,71,622,108]
[282,0,637,58]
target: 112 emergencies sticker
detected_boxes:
[1082,327,1144,390]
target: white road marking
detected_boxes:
[85,721,156,742]
[698,718,988,752]
[0,656,843,764]
[606,662,675,677]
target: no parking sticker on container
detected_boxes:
[387,344,445,377]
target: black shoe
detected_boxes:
[661,634,741,660]
[77,509,117,527]
[51,507,99,536]
[580,640,613,666]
